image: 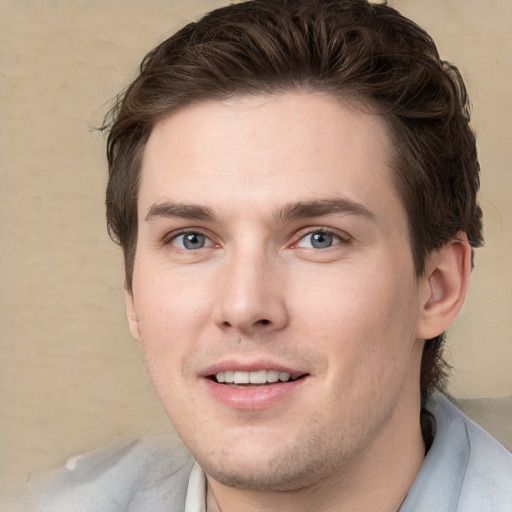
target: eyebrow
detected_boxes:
[145,197,375,224]
[274,198,375,223]
[145,202,215,222]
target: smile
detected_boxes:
[213,369,302,385]
[202,362,309,409]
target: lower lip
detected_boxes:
[202,377,307,410]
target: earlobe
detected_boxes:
[417,234,472,340]
[125,284,141,342]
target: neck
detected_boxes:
[206,389,425,512]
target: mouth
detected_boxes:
[209,369,308,387]
[202,364,310,409]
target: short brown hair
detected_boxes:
[104,0,483,402]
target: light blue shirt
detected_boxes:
[4,394,511,511]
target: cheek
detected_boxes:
[134,283,203,429]
[131,278,209,402]
[292,264,420,369]
[294,263,410,326]
[134,268,212,338]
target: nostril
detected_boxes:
[259,319,270,325]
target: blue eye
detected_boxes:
[171,232,212,250]
[296,231,341,249]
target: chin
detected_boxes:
[200,458,329,492]
[186,428,350,492]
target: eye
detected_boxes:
[170,232,213,250]
[295,230,344,249]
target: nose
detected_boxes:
[213,248,289,334]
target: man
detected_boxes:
[8,0,512,510]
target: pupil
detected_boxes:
[184,233,204,249]
[312,232,332,249]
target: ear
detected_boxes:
[125,283,141,342]
[417,233,472,340]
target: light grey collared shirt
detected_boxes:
[4,394,512,511]
[400,394,511,511]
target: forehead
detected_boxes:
[139,93,402,222]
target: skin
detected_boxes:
[126,93,470,512]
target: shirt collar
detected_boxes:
[399,393,469,511]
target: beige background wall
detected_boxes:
[1,0,511,490]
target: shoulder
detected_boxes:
[448,399,512,510]
[402,393,512,512]
[2,435,195,512]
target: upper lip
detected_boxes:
[200,359,309,380]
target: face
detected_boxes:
[128,93,428,491]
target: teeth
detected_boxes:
[266,370,279,383]
[279,372,290,382]
[249,370,266,384]
[215,370,294,384]
[234,371,249,384]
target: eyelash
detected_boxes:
[164,229,215,251]
[292,227,351,250]
[164,226,351,252]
